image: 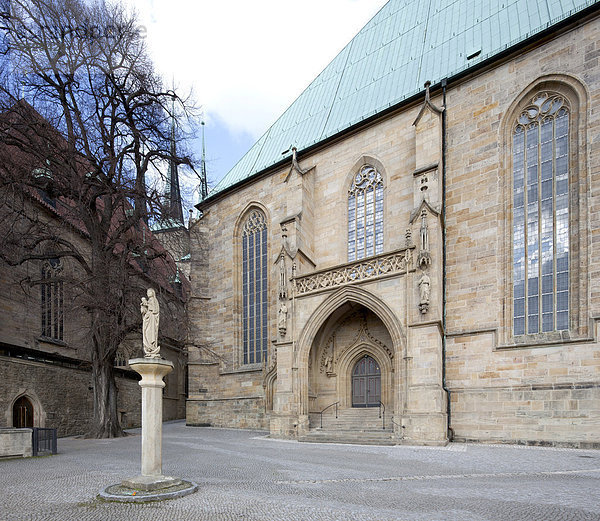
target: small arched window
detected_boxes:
[348,165,383,262]
[241,210,268,364]
[512,92,569,335]
[41,258,63,341]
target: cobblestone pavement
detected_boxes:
[1,421,600,520]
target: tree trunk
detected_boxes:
[88,358,126,438]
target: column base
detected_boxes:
[121,474,182,492]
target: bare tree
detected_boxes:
[0,0,196,437]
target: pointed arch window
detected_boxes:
[348,165,384,262]
[512,92,569,335]
[241,210,268,364]
[41,258,63,341]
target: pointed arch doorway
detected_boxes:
[352,355,381,407]
[13,396,34,428]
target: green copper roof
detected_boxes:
[208,0,598,199]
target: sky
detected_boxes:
[126,0,388,208]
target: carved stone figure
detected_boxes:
[324,355,333,374]
[278,302,288,336]
[417,209,432,269]
[278,253,287,300]
[418,271,431,314]
[141,288,160,357]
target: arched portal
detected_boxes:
[297,286,405,418]
[306,302,396,415]
[13,396,34,428]
[352,355,381,407]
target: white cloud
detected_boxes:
[126,0,387,139]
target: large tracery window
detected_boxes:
[241,210,268,364]
[348,165,383,262]
[512,92,569,336]
[41,258,64,341]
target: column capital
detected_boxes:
[128,358,174,388]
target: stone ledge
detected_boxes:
[0,428,33,458]
[100,480,198,503]
[121,474,181,491]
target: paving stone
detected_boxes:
[0,421,599,520]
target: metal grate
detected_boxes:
[32,428,57,457]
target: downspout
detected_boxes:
[441,78,453,441]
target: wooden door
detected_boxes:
[352,356,381,407]
[13,396,33,428]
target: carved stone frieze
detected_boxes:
[294,247,414,296]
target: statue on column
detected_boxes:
[141,288,161,357]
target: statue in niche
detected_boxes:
[141,288,160,357]
[278,302,288,336]
[324,355,333,375]
[417,209,432,270]
[418,271,431,314]
[278,253,287,300]
[320,334,336,376]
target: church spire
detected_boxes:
[200,119,208,200]
[164,97,184,225]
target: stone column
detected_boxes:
[122,358,181,491]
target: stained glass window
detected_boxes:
[242,210,268,364]
[41,258,63,341]
[348,165,383,261]
[512,92,569,335]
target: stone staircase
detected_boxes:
[299,407,396,445]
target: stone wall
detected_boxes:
[0,356,143,436]
[443,18,600,446]
[187,397,266,430]
[187,361,267,429]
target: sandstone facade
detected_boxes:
[187,10,600,447]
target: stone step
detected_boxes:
[299,430,397,446]
[308,409,392,430]
[312,420,391,430]
[309,408,386,418]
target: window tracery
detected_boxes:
[41,257,64,341]
[348,165,383,261]
[512,92,569,335]
[241,210,268,364]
